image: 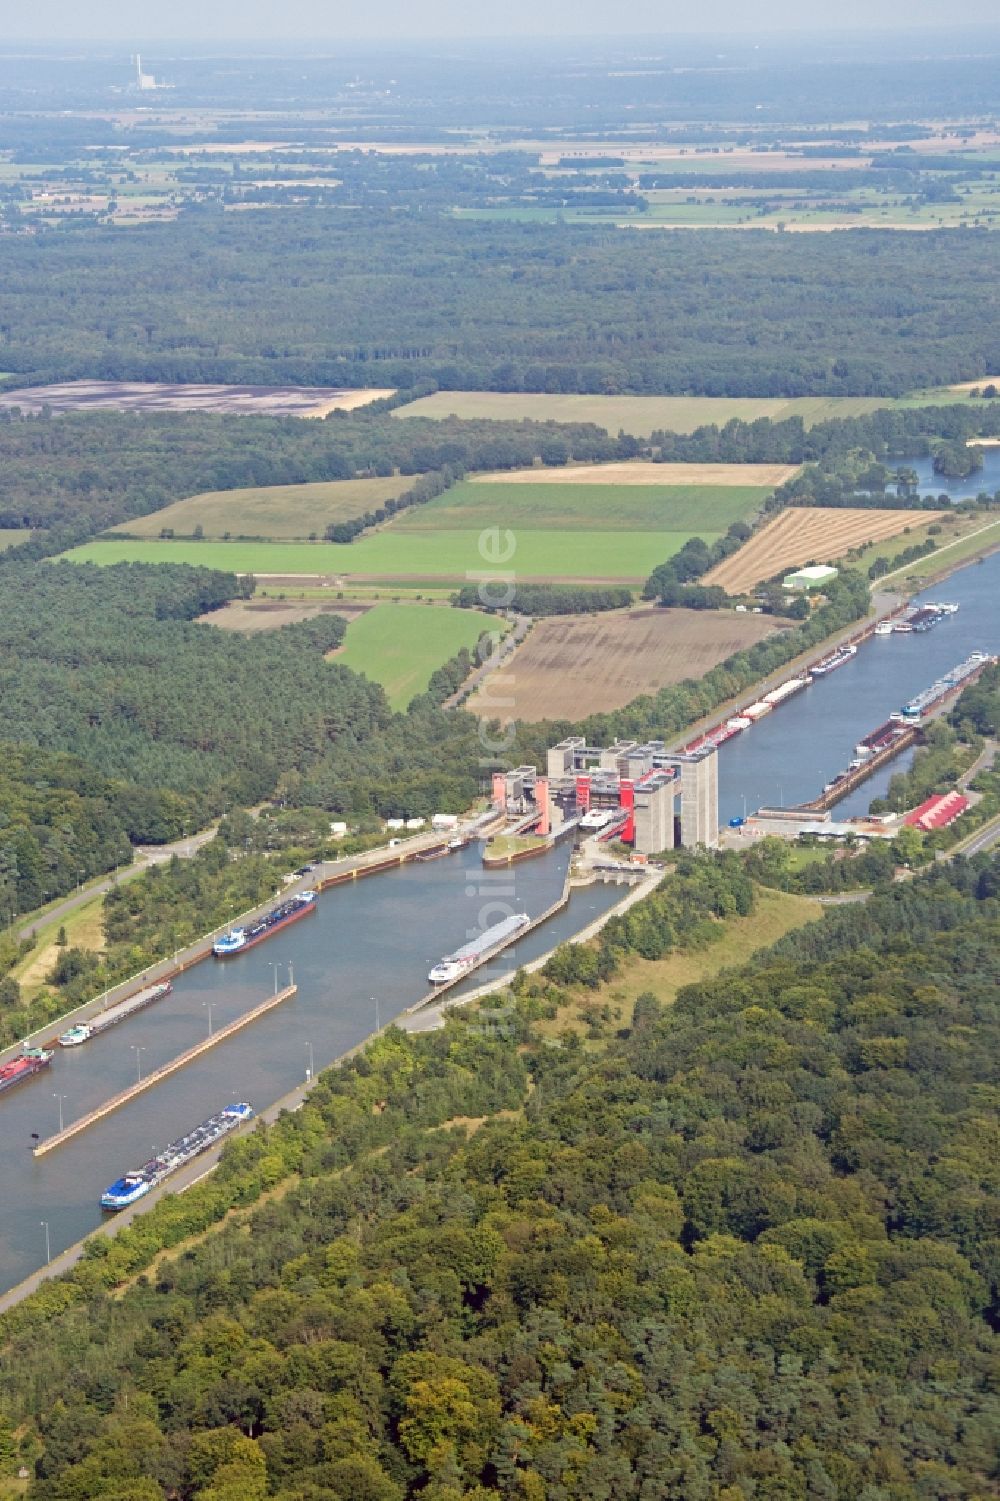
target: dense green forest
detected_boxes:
[0,744,134,922]
[0,853,996,1498]
[1,214,999,395]
[0,561,384,826]
[654,400,1000,472]
[0,405,623,535]
[0,558,492,831]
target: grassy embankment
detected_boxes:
[847,510,997,581]
[11,894,106,1006]
[534,886,822,1041]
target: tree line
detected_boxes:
[453,583,633,617]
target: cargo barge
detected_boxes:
[800,652,994,814]
[0,1046,52,1096]
[896,652,993,722]
[855,720,910,760]
[213,890,317,957]
[894,602,958,635]
[100,1102,255,1209]
[58,981,173,1048]
[809,643,857,677]
[429,911,531,985]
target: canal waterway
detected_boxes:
[718,547,1000,824]
[0,842,623,1294]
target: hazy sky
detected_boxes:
[6,0,1000,43]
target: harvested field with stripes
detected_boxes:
[703,506,946,594]
[472,461,799,486]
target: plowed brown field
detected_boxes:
[466,607,781,722]
[703,506,946,594]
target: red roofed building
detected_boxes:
[902,791,970,832]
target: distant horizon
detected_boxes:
[4,24,1000,47]
[3,2,1000,46]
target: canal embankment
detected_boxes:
[33,985,297,1156]
[1,818,503,1075]
[0,861,655,1314]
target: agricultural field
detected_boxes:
[330,602,494,709]
[703,506,947,593]
[117,476,417,540]
[0,381,394,417]
[465,605,781,721]
[395,391,889,434]
[471,461,796,486]
[200,601,370,631]
[63,530,707,582]
[0,528,27,550]
[396,479,769,533]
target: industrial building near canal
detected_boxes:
[489,737,719,857]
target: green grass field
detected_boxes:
[114,476,416,540]
[63,529,706,581]
[394,480,765,532]
[332,603,493,709]
[394,391,889,435]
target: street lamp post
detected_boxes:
[305,1041,314,1082]
[203,1001,213,1038]
[371,996,380,1033]
[41,1220,51,1264]
[131,1045,146,1083]
[53,1093,65,1133]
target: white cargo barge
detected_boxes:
[429,912,531,985]
[58,981,173,1047]
[763,677,808,707]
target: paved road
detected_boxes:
[17,826,219,943]
[956,812,1000,857]
[959,738,997,791]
